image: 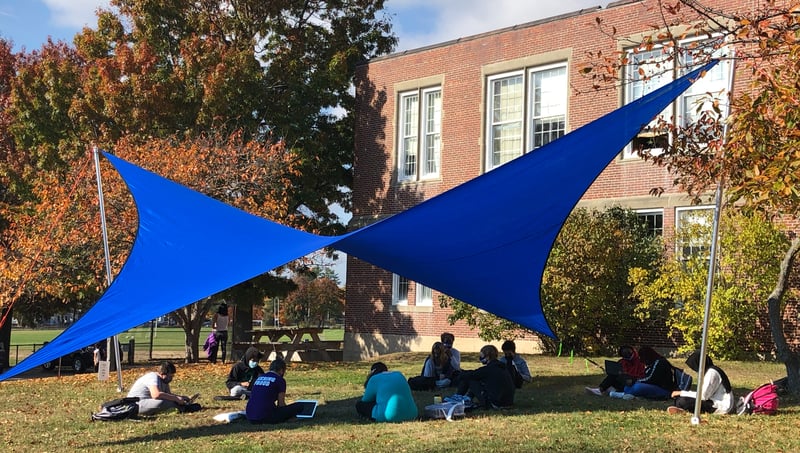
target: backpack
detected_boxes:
[91,397,140,421]
[737,382,779,415]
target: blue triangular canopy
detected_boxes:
[0,61,717,382]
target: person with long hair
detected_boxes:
[211,301,231,364]
[422,342,456,387]
[667,351,734,414]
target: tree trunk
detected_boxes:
[175,300,214,363]
[767,236,800,394]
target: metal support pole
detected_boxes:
[93,147,124,392]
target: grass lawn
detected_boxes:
[0,353,795,452]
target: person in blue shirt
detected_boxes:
[356,362,418,422]
[245,358,302,424]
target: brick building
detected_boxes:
[343,0,786,360]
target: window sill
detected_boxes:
[390,305,434,313]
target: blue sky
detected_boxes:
[1,0,606,53]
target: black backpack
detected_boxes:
[91,397,140,421]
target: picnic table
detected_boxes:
[233,326,340,361]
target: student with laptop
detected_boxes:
[127,361,200,415]
[585,345,645,396]
[356,362,418,422]
[246,358,304,424]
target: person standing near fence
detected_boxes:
[212,301,231,364]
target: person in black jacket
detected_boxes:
[613,346,675,400]
[454,344,514,409]
[225,347,265,398]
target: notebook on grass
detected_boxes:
[604,360,622,376]
[295,400,318,419]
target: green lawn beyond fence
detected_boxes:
[8,327,345,365]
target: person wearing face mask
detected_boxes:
[225,347,266,399]
[453,345,515,409]
[127,361,195,415]
[498,340,532,389]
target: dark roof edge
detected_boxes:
[360,2,639,66]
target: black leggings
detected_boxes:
[674,396,715,413]
[356,400,376,420]
[213,330,228,363]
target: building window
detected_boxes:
[397,87,441,181]
[486,62,567,170]
[416,283,433,306]
[636,209,664,236]
[623,38,733,159]
[392,274,409,306]
[676,206,713,259]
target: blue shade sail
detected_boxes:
[0,61,717,382]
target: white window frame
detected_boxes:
[392,274,409,306]
[623,37,734,160]
[397,87,441,182]
[486,62,567,171]
[675,206,714,259]
[636,208,664,236]
[416,283,433,307]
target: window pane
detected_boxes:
[636,210,664,236]
[399,94,419,180]
[531,66,567,149]
[416,284,432,306]
[489,75,523,168]
[393,274,409,305]
[676,207,713,259]
[422,90,442,177]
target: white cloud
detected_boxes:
[43,0,110,29]
[390,0,606,52]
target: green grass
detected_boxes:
[0,353,795,452]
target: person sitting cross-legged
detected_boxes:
[667,350,734,415]
[225,347,265,399]
[453,345,514,409]
[245,358,304,424]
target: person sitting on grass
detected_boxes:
[667,350,734,415]
[356,362,418,422]
[127,361,197,416]
[454,344,515,409]
[498,340,532,388]
[611,346,675,400]
[225,346,265,399]
[246,358,304,424]
[585,345,645,396]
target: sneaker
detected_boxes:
[585,387,603,396]
[667,406,685,415]
[608,391,625,399]
[622,393,635,400]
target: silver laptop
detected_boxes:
[295,400,318,419]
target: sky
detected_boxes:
[0,0,607,53]
[0,0,606,283]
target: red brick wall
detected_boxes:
[347,0,797,357]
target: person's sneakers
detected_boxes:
[667,406,686,415]
[609,391,634,400]
[585,387,603,396]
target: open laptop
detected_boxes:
[604,360,622,376]
[295,400,318,419]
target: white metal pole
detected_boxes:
[691,55,735,425]
[93,147,124,392]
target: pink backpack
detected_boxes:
[737,382,779,415]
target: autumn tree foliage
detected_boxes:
[0,1,395,361]
[581,0,800,391]
[282,271,345,327]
